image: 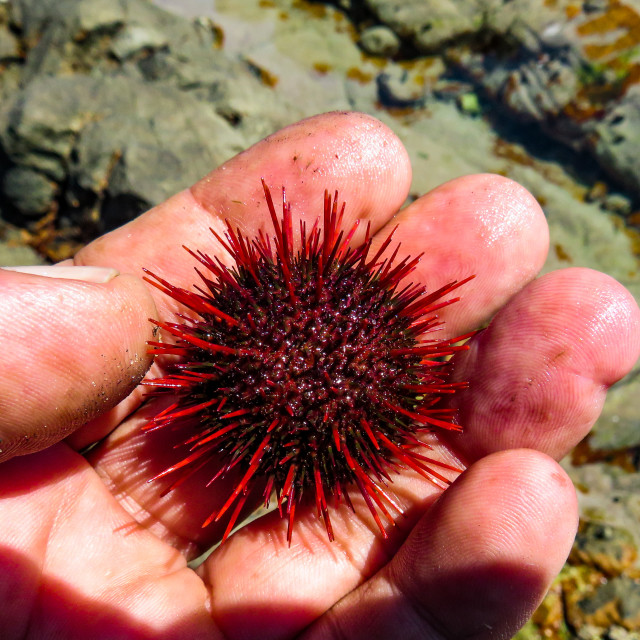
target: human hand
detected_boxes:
[1,112,639,640]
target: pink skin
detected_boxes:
[0,112,639,640]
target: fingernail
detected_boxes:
[3,265,120,283]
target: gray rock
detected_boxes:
[0,6,19,61]
[576,576,640,630]
[2,166,58,216]
[499,56,580,123]
[364,0,483,52]
[0,0,294,230]
[0,231,44,266]
[589,373,640,451]
[358,0,640,197]
[72,0,126,33]
[592,86,640,198]
[0,72,246,225]
[602,193,633,217]
[110,23,168,61]
[571,522,638,577]
[358,25,400,57]
[0,74,88,182]
[608,625,640,640]
[361,0,578,55]
[376,66,428,107]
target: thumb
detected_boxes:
[0,265,156,462]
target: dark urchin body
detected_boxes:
[144,181,473,544]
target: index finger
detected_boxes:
[74,112,413,318]
[67,112,412,450]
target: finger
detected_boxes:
[195,436,460,640]
[303,449,578,640]
[0,445,219,639]
[74,112,413,319]
[449,267,640,462]
[373,173,549,338]
[69,113,411,446]
[0,267,156,461]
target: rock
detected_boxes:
[432,78,476,102]
[363,0,483,52]
[571,576,640,631]
[356,0,640,197]
[570,522,638,577]
[110,23,168,61]
[358,25,400,57]
[592,86,640,198]
[583,0,609,11]
[1,166,58,216]
[72,0,126,33]
[562,459,640,581]
[528,576,569,637]
[0,11,19,60]
[585,180,608,203]
[0,74,92,182]
[0,72,246,229]
[577,624,610,639]
[589,376,640,451]
[376,66,429,107]
[0,228,44,266]
[360,0,579,55]
[0,0,294,234]
[602,193,633,217]
[499,56,580,124]
[608,625,640,639]
[562,564,610,633]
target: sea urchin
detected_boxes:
[143,181,474,545]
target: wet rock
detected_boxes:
[0,16,19,60]
[2,166,58,217]
[363,0,483,52]
[110,23,169,61]
[569,576,640,631]
[592,86,640,198]
[376,66,429,107]
[0,73,246,225]
[359,25,400,57]
[0,0,292,231]
[354,0,640,197]
[570,522,638,577]
[499,56,580,124]
[602,193,633,217]
[0,228,44,266]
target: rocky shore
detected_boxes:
[0,1,638,636]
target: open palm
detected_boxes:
[1,112,638,640]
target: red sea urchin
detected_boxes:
[142,181,474,545]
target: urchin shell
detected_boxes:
[143,181,473,544]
